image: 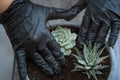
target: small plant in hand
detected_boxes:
[52,26,77,56]
[72,44,109,80]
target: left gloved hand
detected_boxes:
[0,0,79,80]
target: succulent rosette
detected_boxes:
[52,26,77,56]
[72,44,109,80]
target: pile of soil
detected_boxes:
[27,49,111,80]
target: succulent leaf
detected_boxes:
[95,55,109,65]
[89,70,97,80]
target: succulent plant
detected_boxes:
[52,26,77,56]
[72,44,109,80]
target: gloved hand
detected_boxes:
[71,0,120,47]
[0,0,79,80]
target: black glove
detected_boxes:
[71,0,120,47]
[0,0,79,80]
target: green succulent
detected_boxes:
[72,44,109,80]
[52,26,77,56]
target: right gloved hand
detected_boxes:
[71,0,120,48]
[0,0,80,80]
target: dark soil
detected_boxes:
[27,49,111,80]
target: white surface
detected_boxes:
[108,34,120,80]
[0,25,14,80]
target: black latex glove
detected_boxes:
[71,0,120,47]
[0,0,79,80]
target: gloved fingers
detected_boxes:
[47,40,66,66]
[47,7,80,21]
[16,48,29,80]
[108,21,120,47]
[39,47,61,74]
[95,22,110,47]
[45,29,65,66]
[77,14,91,48]
[85,21,100,45]
[28,52,54,76]
[108,12,120,47]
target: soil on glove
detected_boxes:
[27,49,111,80]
